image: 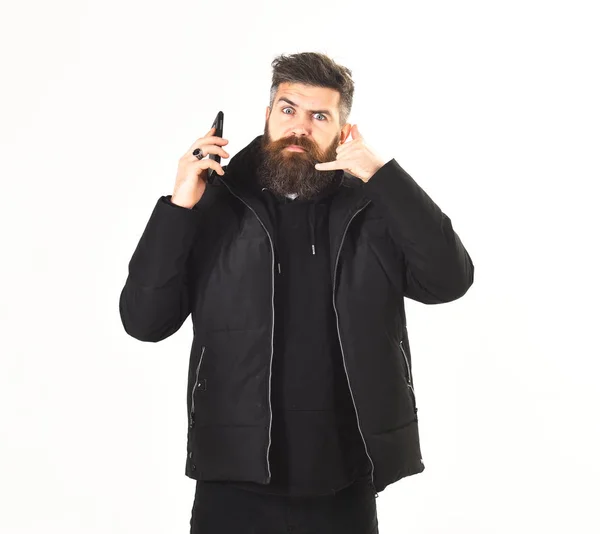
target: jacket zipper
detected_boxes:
[218,180,275,483]
[190,345,206,421]
[331,199,380,499]
[399,339,417,413]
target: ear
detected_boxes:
[339,123,352,144]
[265,106,271,121]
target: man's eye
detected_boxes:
[282,108,326,121]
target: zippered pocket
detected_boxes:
[399,339,418,414]
[189,345,206,428]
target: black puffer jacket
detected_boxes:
[119,134,474,495]
[212,161,372,497]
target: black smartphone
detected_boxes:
[208,111,224,182]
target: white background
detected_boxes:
[1,0,598,532]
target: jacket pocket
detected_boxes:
[399,339,418,415]
[189,345,207,428]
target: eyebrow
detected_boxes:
[276,97,333,118]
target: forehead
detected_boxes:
[275,82,340,110]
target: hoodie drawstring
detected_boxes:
[309,203,316,256]
[261,187,318,276]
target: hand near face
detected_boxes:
[314,124,386,183]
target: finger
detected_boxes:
[196,158,225,176]
[197,143,230,159]
[186,133,229,154]
[190,145,229,158]
[315,160,343,171]
[188,127,216,151]
[187,142,230,160]
[350,124,363,140]
[205,136,229,145]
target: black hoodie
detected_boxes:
[197,137,372,496]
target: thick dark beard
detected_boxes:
[256,122,341,201]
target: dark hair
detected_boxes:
[268,52,355,126]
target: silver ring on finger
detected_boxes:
[192,148,204,160]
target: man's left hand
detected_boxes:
[314,124,387,183]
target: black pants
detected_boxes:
[190,478,379,534]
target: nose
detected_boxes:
[291,125,309,134]
[290,117,312,137]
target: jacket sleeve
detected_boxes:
[361,158,474,304]
[118,193,212,342]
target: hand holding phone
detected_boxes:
[171,111,228,209]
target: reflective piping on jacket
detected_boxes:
[400,339,418,413]
[218,180,276,483]
[309,203,316,255]
[399,339,413,390]
[331,199,379,499]
[190,345,206,416]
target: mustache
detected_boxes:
[274,136,314,151]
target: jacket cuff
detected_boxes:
[162,187,216,211]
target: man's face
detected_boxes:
[257,82,352,200]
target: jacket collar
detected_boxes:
[215,134,372,277]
